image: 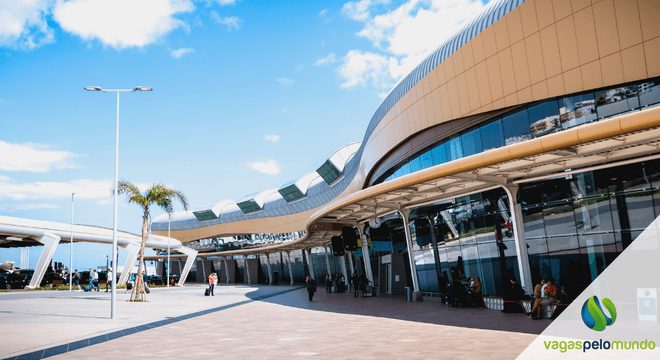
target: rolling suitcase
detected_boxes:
[204,288,210,296]
[145,286,150,294]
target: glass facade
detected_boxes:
[405,189,520,296]
[367,159,660,301]
[376,78,660,185]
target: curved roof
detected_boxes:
[152,142,363,232]
[153,0,527,236]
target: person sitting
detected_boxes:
[530,278,545,316]
[533,278,557,319]
[502,277,525,313]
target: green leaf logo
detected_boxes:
[581,296,617,331]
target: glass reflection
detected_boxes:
[461,127,482,156]
[528,100,560,138]
[445,136,463,161]
[480,119,504,151]
[595,85,639,118]
[502,109,531,145]
[559,93,597,129]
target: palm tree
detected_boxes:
[117,181,188,302]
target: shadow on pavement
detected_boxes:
[245,286,550,335]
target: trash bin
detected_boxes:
[405,287,412,302]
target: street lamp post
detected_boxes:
[167,213,171,288]
[70,193,74,291]
[84,86,152,319]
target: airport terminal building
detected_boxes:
[151,0,660,303]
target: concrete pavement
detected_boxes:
[0,285,551,359]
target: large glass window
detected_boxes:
[480,119,504,151]
[419,150,433,169]
[528,100,560,138]
[408,156,422,173]
[595,85,639,119]
[461,128,482,157]
[638,81,660,107]
[559,93,597,130]
[502,109,531,145]
[445,136,463,161]
[431,143,447,165]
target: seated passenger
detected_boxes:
[533,278,557,319]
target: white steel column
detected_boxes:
[305,249,316,280]
[223,257,230,283]
[70,193,74,291]
[358,225,374,285]
[323,246,332,277]
[340,255,348,288]
[27,232,60,289]
[347,251,355,275]
[286,252,294,285]
[502,185,533,293]
[265,253,273,285]
[177,246,198,286]
[245,256,252,285]
[399,209,420,292]
[118,242,139,285]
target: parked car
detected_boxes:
[41,272,66,287]
[0,274,8,289]
[5,273,30,289]
[147,275,164,286]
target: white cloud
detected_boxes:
[342,0,389,21]
[338,49,389,89]
[264,134,279,142]
[0,203,60,213]
[277,77,294,86]
[0,176,112,201]
[200,0,239,5]
[170,47,194,58]
[210,11,241,30]
[340,0,484,89]
[318,9,328,17]
[314,53,336,66]
[0,0,55,49]
[0,141,81,172]
[52,0,195,50]
[246,160,281,175]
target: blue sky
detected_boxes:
[0,0,487,270]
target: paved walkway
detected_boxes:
[1,285,551,359]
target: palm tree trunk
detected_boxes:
[130,207,150,302]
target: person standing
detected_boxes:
[106,268,112,292]
[92,270,99,291]
[325,274,331,293]
[351,272,359,298]
[208,272,216,296]
[306,276,316,301]
[73,270,81,291]
[87,269,94,291]
[359,272,368,297]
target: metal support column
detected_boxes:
[286,252,294,286]
[502,185,533,293]
[347,251,354,275]
[305,249,315,280]
[265,253,273,285]
[357,224,374,285]
[323,246,332,277]
[427,216,444,290]
[340,255,348,288]
[245,256,251,285]
[27,232,60,289]
[223,257,230,283]
[399,209,420,293]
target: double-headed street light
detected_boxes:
[84,85,152,319]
